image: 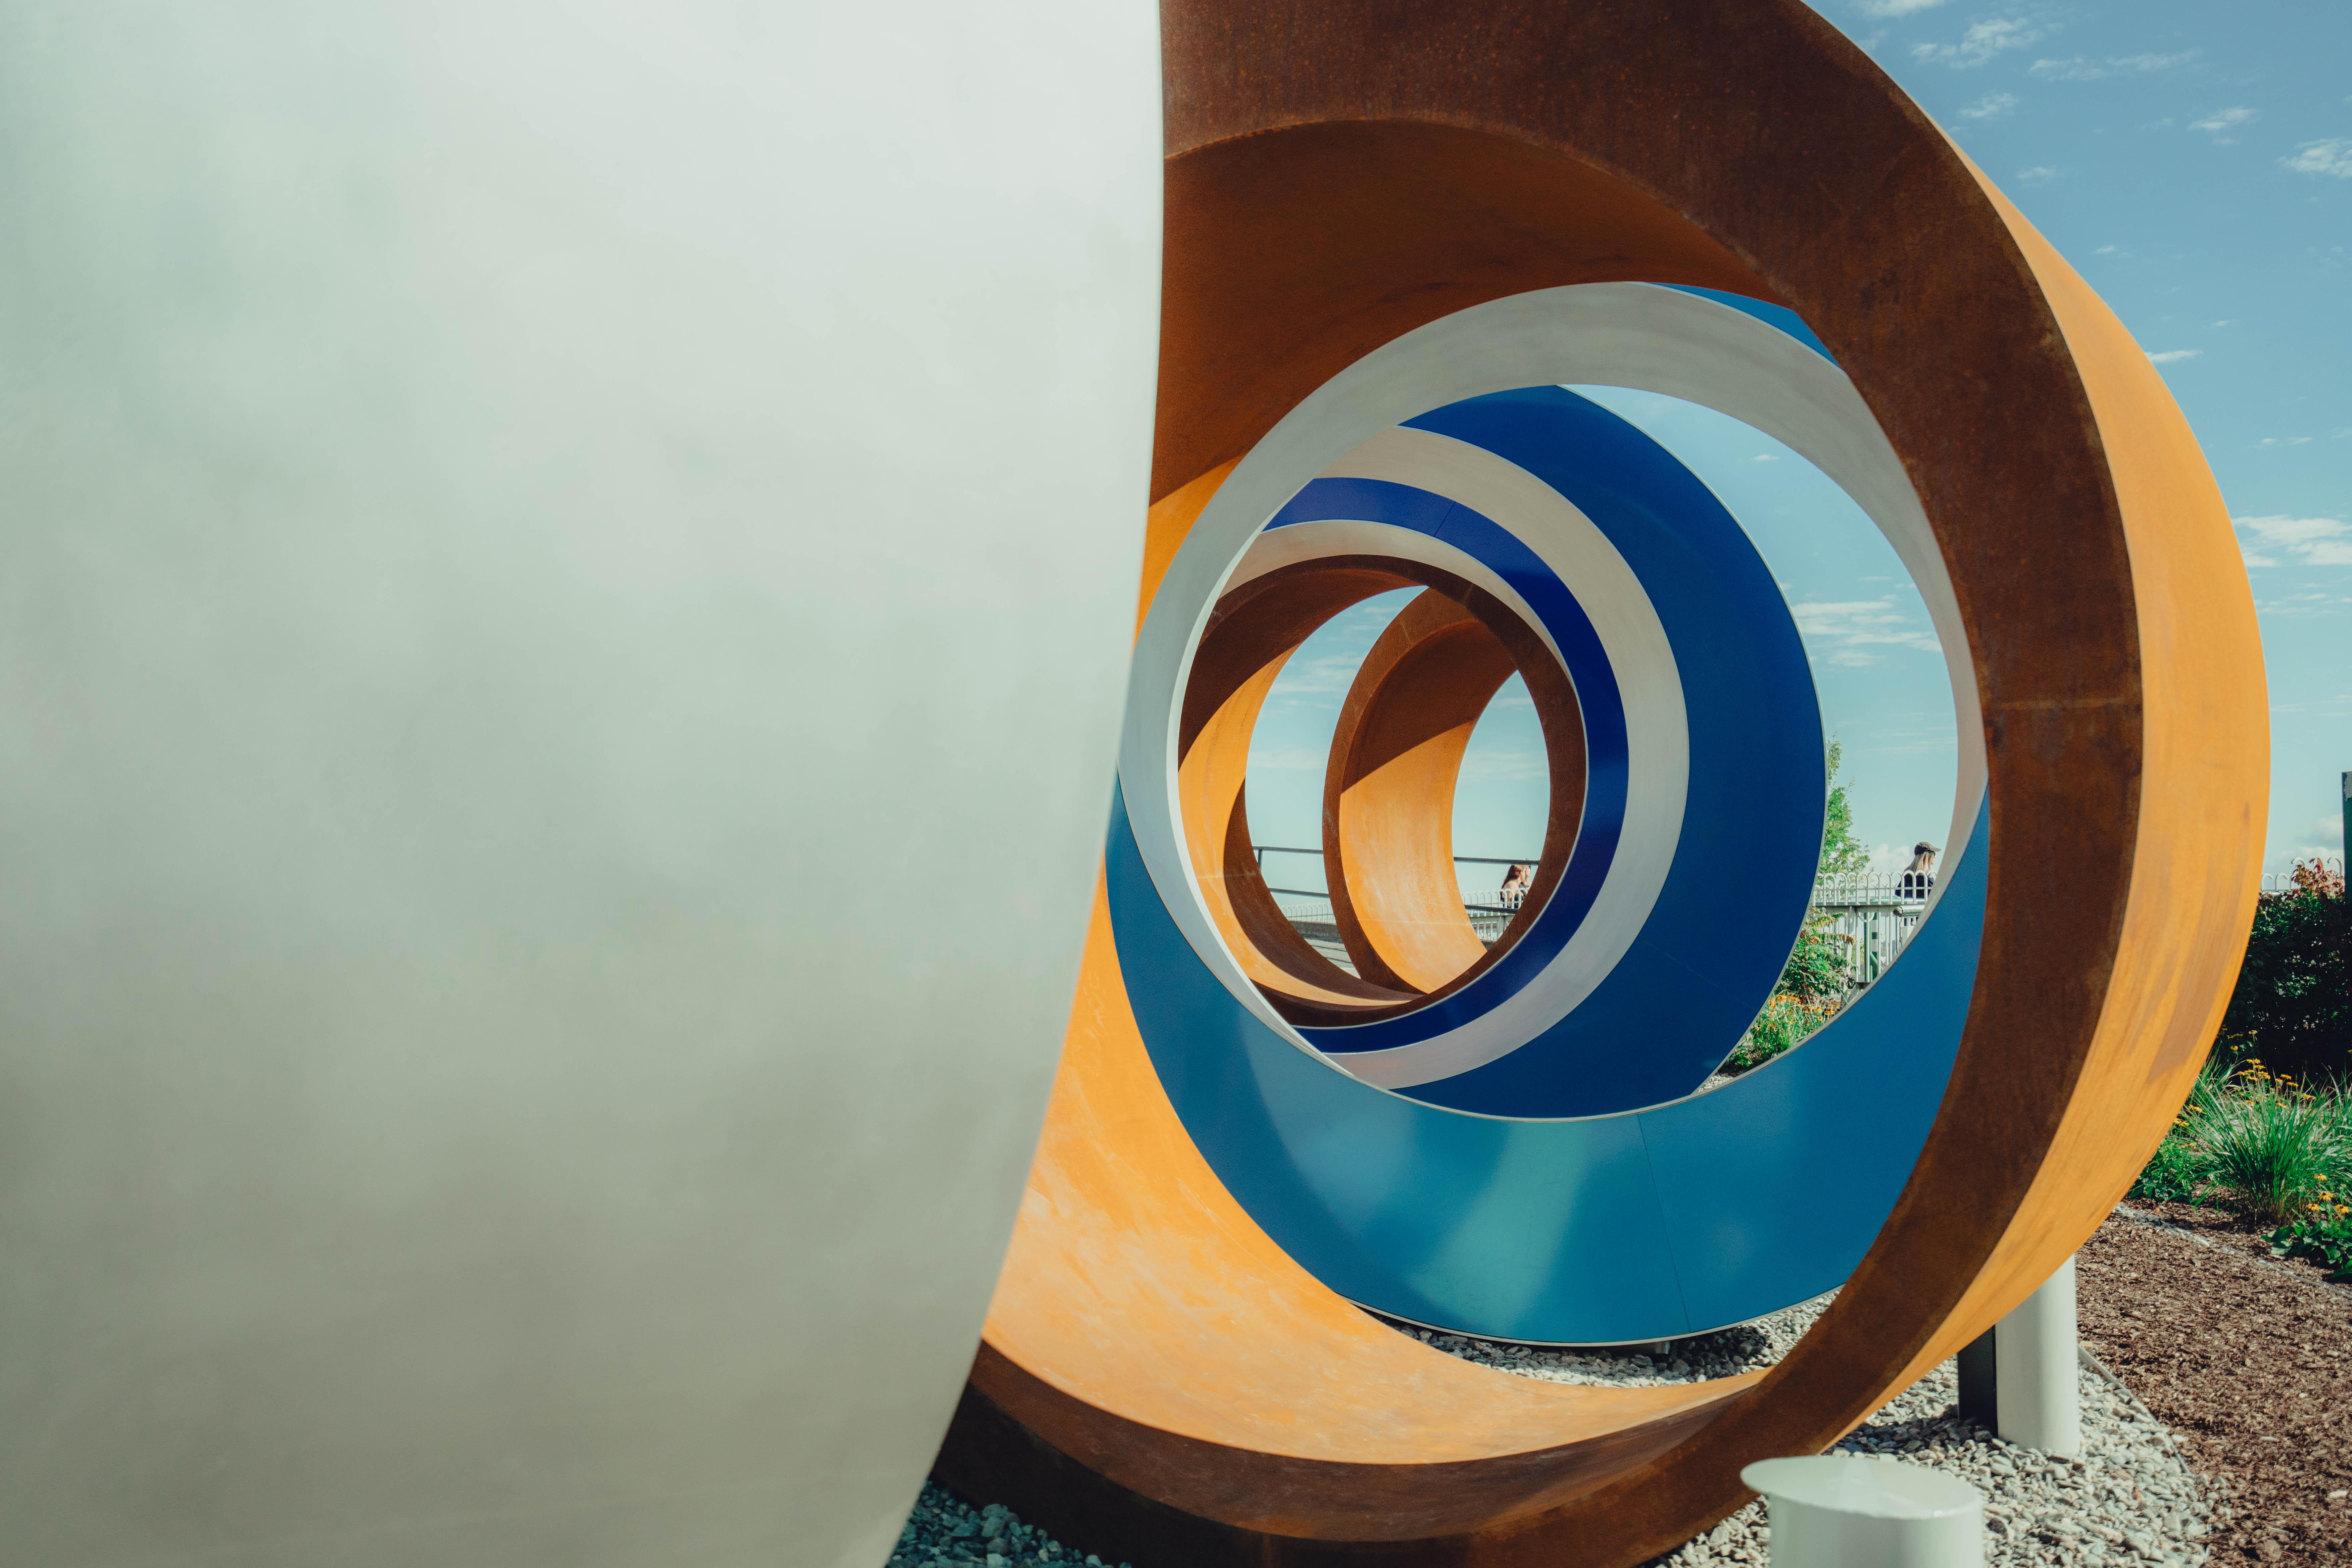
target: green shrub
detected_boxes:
[2128,1131,2208,1205]
[2174,1060,2352,1223]
[2269,1184,2352,1279]
[1724,921,1853,1073]
[2217,860,2350,1085]
[1776,923,1852,1003]
[1818,740,1869,877]
[1729,993,1840,1071]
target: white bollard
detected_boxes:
[1742,1456,1984,1567]
[1956,1255,2082,1457]
[1997,1255,2082,1456]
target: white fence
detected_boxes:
[1259,856,2352,994]
[1809,873,1930,991]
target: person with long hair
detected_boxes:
[1898,841,1938,902]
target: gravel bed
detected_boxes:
[914,1259,2218,1566]
[1376,1288,1833,1385]
[1398,1296,2210,1565]
[1635,1355,2213,1566]
[893,1487,1105,1568]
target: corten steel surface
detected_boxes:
[1321,588,1580,996]
[1178,561,1583,1024]
[940,0,2269,1562]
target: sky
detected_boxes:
[1243,0,2350,884]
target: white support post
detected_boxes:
[1956,1255,2081,1457]
[1994,1256,2081,1457]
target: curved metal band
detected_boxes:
[944,1,2269,1562]
[1178,553,1580,1022]
[1322,588,1569,996]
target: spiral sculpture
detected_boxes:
[938,1,2268,1563]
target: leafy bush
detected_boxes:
[1723,739,1866,1074]
[2269,1187,2352,1280]
[1724,922,1854,1073]
[2128,1129,2208,1205]
[1818,740,1869,877]
[2156,1059,2352,1223]
[2218,859,2350,1086]
[1776,923,1852,1003]
[1729,993,1841,1071]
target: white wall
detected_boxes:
[0,6,1160,1564]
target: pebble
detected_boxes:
[891,1489,1124,1568]
[915,1290,2217,1566]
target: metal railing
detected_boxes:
[1253,844,1540,954]
[1252,844,1540,913]
[1253,845,2352,994]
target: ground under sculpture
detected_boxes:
[938,2,2268,1564]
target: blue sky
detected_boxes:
[1243,0,2349,884]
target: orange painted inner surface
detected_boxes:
[1179,652,1412,1010]
[1326,592,1518,992]
[1134,459,1239,636]
[982,883,1761,1477]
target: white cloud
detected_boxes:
[1750,454,1782,463]
[1789,598,1944,667]
[2190,106,2256,142]
[2260,436,2315,448]
[2015,165,2061,184]
[1960,91,2020,120]
[1857,0,1950,13]
[2147,349,2201,363]
[2029,50,2193,81]
[2094,244,2119,254]
[2283,139,2352,179]
[2210,320,2234,328]
[2254,588,2352,618]
[2236,515,2352,571]
[1915,17,2048,68]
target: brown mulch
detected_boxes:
[2128,1196,2351,1280]
[2078,1209,2352,1564]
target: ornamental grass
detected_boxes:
[2138,1058,2352,1224]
